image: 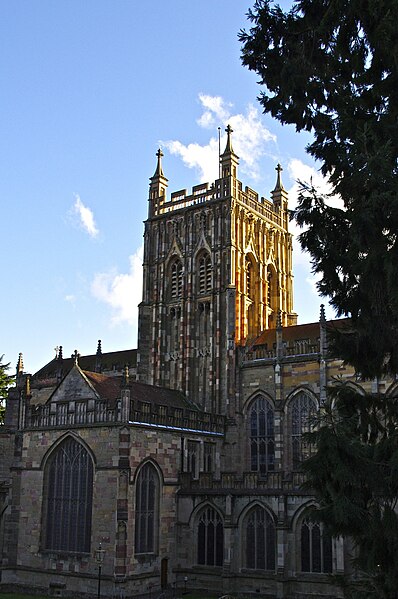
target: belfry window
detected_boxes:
[197,506,224,566]
[290,393,317,469]
[171,260,183,299]
[198,254,212,294]
[44,437,93,553]
[249,396,275,475]
[245,506,276,571]
[135,462,160,554]
[301,517,332,573]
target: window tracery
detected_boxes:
[249,396,275,475]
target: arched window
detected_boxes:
[301,517,332,573]
[249,396,275,475]
[245,506,276,571]
[171,260,183,299]
[290,393,317,469]
[197,506,223,566]
[135,462,160,554]
[44,437,93,553]
[198,254,212,294]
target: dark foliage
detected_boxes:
[240,0,398,377]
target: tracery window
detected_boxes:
[44,437,93,553]
[197,506,224,566]
[198,254,212,294]
[171,260,183,299]
[245,506,276,571]
[135,462,160,554]
[290,393,317,469]
[249,396,275,475]
[301,517,332,573]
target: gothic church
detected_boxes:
[2,128,389,598]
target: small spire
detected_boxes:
[319,304,326,323]
[56,346,63,382]
[153,148,164,178]
[16,353,24,376]
[276,310,283,330]
[95,340,102,373]
[71,350,80,365]
[223,124,234,154]
[273,163,285,192]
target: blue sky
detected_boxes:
[1,1,335,375]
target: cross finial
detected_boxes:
[273,163,285,192]
[72,349,80,365]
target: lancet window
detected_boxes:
[135,462,160,554]
[198,253,212,295]
[290,392,317,469]
[301,517,332,573]
[249,395,275,475]
[171,260,183,299]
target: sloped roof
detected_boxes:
[83,370,121,402]
[129,380,197,410]
[33,348,137,380]
[247,318,350,349]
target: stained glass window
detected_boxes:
[135,462,160,554]
[301,517,332,573]
[44,437,93,553]
[249,396,275,475]
[197,507,223,566]
[246,506,276,571]
[291,393,317,469]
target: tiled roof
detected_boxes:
[247,318,350,349]
[33,348,137,380]
[129,380,197,410]
[83,371,121,402]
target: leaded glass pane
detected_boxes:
[245,507,275,571]
[291,393,317,469]
[249,397,275,474]
[197,507,223,567]
[45,437,93,553]
[135,463,159,554]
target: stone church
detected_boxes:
[1,127,391,598]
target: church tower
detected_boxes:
[137,127,297,414]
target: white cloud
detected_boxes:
[73,194,99,238]
[65,294,76,304]
[163,94,276,184]
[91,246,143,326]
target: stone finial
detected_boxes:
[95,340,102,373]
[224,124,234,154]
[273,163,285,192]
[319,304,326,323]
[58,346,63,360]
[276,310,283,330]
[153,148,164,178]
[123,364,130,386]
[25,374,31,396]
[16,353,24,376]
[71,350,80,365]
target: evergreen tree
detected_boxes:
[240,1,398,596]
[0,355,13,425]
[240,0,398,378]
